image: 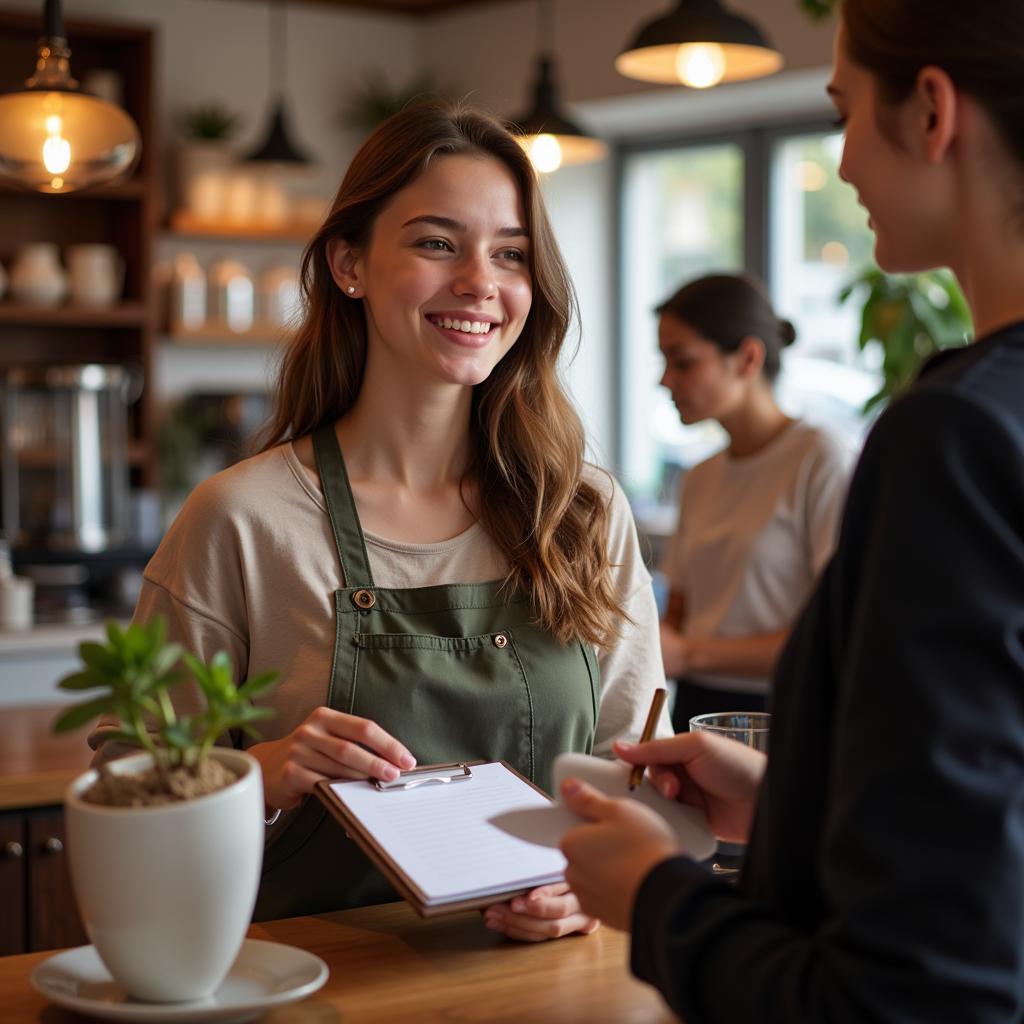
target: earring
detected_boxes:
[346,285,356,295]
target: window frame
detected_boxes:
[612,116,843,475]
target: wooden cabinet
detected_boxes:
[0,806,87,955]
[0,10,157,484]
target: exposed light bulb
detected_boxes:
[42,112,71,177]
[528,133,563,174]
[674,43,726,89]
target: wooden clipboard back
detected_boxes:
[314,760,554,918]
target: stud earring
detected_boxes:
[346,285,356,295]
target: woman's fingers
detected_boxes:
[482,905,599,941]
[303,710,417,780]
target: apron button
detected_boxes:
[493,633,509,649]
[352,589,376,610]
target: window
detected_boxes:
[619,141,744,500]
[618,122,878,504]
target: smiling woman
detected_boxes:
[89,102,669,938]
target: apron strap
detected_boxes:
[312,424,375,589]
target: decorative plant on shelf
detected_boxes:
[180,101,242,141]
[54,616,277,796]
[798,0,838,19]
[839,267,972,413]
[341,70,449,135]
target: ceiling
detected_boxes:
[299,0,525,14]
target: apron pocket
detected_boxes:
[349,630,537,782]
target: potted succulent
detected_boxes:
[55,617,277,1003]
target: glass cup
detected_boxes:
[688,711,770,753]
[689,711,771,877]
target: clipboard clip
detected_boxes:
[372,762,473,791]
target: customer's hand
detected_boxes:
[659,622,690,677]
[248,707,416,812]
[560,781,680,930]
[614,731,766,843]
[481,882,600,942]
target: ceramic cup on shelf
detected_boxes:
[169,252,206,332]
[10,244,68,306]
[208,259,255,332]
[66,244,124,307]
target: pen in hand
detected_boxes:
[628,687,667,791]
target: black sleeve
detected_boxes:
[630,388,1024,1023]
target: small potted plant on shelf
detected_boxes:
[176,100,243,221]
[55,617,277,1003]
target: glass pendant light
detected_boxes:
[0,0,140,193]
[509,0,606,174]
[244,0,312,166]
[616,0,783,89]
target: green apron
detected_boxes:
[254,425,599,920]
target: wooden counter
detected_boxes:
[0,706,92,811]
[0,900,675,1022]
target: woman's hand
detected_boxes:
[659,622,690,678]
[560,781,680,930]
[481,882,601,942]
[248,707,416,812]
[614,731,766,843]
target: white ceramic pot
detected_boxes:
[66,244,124,307]
[64,748,264,1003]
[10,244,68,306]
[177,140,234,218]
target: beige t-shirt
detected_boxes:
[90,443,667,760]
[661,421,854,694]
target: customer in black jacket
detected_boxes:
[559,2,1024,1020]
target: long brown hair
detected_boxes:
[841,0,1024,168]
[261,100,624,647]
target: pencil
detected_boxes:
[628,687,667,791]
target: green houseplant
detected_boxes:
[839,267,972,412]
[56,617,278,1002]
[55,616,276,801]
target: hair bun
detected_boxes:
[779,319,797,348]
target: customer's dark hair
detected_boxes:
[655,273,795,382]
[841,0,1024,168]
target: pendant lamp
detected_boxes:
[0,0,140,193]
[616,0,783,89]
[244,0,312,165]
[509,0,606,174]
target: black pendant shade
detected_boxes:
[508,0,605,173]
[616,0,783,88]
[509,54,607,172]
[244,0,312,166]
[245,99,311,165]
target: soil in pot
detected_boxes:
[82,759,240,807]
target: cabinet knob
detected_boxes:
[2,840,24,860]
[41,836,64,855]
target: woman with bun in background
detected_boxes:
[656,273,853,730]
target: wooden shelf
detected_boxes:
[0,179,149,201]
[163,324,292,345]
[166,210,316,243]
[0,303,149,328]
[11,442,147,468]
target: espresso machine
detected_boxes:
[1,364,149,623]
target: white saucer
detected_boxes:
[30,938,329,1023]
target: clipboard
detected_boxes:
[314,760,565,917]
